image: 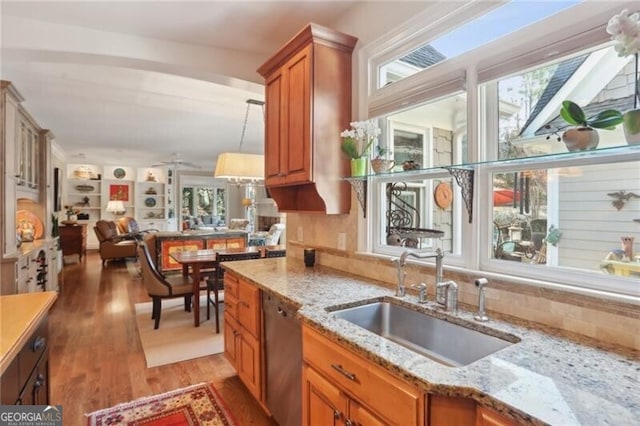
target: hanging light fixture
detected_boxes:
[214,99,265,182]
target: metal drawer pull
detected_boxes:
[331,363,356,381]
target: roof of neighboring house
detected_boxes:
[519,54,588,136]
[535,94,635,136]
[399,44,446,69]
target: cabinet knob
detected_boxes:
[32,336,46,351]
[345,419,355,426]
[333,410,342,420]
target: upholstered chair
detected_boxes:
[137,242,193,329]
[117,216,158,235]
[93,220,138,266]
[263,223,285,246]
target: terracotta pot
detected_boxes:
[622,109,640,145]
[561,127,599,151]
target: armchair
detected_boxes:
[117,216,158,235]
[264,223,285,246]
[93,220,138,266]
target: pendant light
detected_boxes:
[214,99,265,182]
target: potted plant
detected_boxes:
[547,100,623,151]
[607,9,640,144]
[370,145,395,174]
[340,120,381,176]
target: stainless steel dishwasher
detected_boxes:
[263,292,302,426]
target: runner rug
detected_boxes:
[135,296,225,368]
[85,382,237,425]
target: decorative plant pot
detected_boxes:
[371,158,395,174]
[561,127,599,151]
[350,158,367,177]
[622,109,640,145]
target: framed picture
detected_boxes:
[109,184,129,201]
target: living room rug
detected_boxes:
[86,382,237,426]
[135,295,225,368]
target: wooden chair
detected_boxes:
[137,241,193,329]
[265,247,286,258]
[207,251,261,333]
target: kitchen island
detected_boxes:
[222,258,639,425]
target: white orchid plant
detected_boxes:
[340,120,381,159]
[607,9,640,108]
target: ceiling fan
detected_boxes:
[151,153,201,169]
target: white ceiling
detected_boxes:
[0,1,430,171]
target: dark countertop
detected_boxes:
[222,258,640,426]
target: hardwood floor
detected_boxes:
[49,251,276,425]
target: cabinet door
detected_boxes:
[349,399,387,426]
[223,312,240,368]
[264,69,285,185]
[430,395,476,426]
[476,406,517,426]
[303,365,348,426]
[237,330,261,401]
[282,44,312,185]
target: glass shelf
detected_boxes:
[344,144,640,221]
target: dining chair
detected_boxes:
[207,250,261,333]
[137,241,193,329]
[265,247,286,258]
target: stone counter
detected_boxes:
[222,258,639,426]
[0,291,57,374]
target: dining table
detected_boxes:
[169,246,263,327]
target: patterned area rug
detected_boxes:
[86,383,237,425]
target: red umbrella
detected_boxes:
[493,188,521,207]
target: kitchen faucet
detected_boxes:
[392,249,442,297]
[392,248,458,313]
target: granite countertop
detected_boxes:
[0,291,57,375]
[223,258,640,426]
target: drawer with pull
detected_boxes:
[302,325,423,425]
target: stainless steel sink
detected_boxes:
[332,301,518,367]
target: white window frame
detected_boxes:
[360,1,640,300]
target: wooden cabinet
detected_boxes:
[1,242,55,295]
[302,324,425,425]
[223,271,263,402]
[59,224,87,261]
[1,81,22,256]
[257,23,357,214]
[430,395,518,426]
[0,315,50,405]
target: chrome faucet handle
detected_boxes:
[411,283,428,303]
[391,257,407,297]
[474,278,489,322]
[436,280,458,314]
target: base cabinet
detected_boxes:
[302,325,424,426]
[430,395,518,426]
[0,315,50,405]
[223,271,262,403]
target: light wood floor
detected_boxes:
[49,251,276,425]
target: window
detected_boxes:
[378,1,582,88]
[365,2,639,297]
[182,185,226,225]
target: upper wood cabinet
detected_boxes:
[257,23,357,214]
